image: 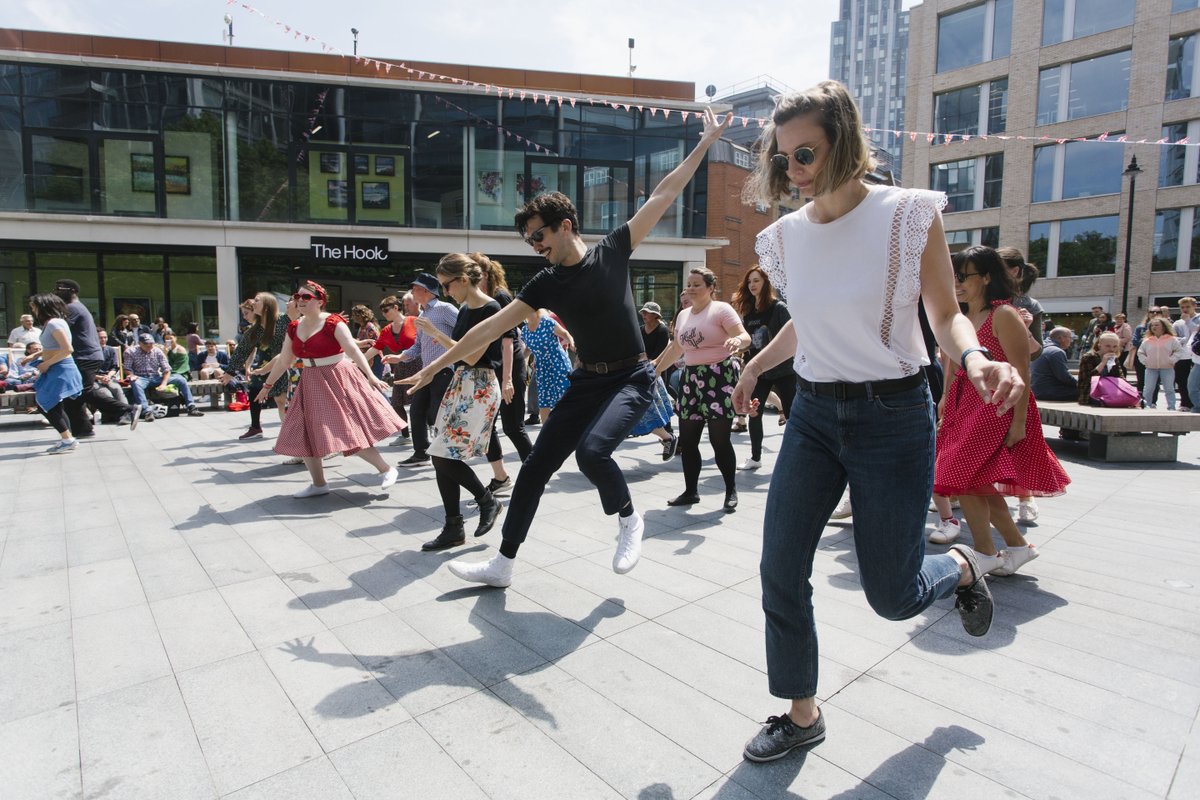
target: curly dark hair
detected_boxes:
[514,192,580,237]
[952,246,1016,308]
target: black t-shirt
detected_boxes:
[641,323,669,360]
[742,300,791,362]
[453,300,503,371]
[65,299,102,362]
[517,224,642,365]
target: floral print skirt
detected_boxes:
[428,366,500,461]
[679,356,740,421]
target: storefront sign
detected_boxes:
[309,237,390,264]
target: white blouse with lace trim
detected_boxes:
[755,184,947,383]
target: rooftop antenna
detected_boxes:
[351,28,359,57]
[628,38,636,78]
[222,13,234,46]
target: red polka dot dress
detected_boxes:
[934,302,1070,498]
[274,314,405,458]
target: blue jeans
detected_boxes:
[129,374,195,411]
[1142,368,1176,410]
[501,360,654,553]
[1189,361,1200,412]
[761,382,961,699]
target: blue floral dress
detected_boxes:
[520,315,571,410]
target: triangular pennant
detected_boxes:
[944,133,955,145]
[741,116,749,127]
[910,131,918,142]
[926,133,935,143]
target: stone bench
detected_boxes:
[1,379,226,415]
[0,390,37,412]
[1037,400,1200,462]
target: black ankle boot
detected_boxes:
[422,515,466,551]
[475,491,503,537]
[723,489,738,513]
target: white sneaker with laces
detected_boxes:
[281,456,305,466]
[928,517,961,544]
[1017,500,1039,524]
[613,511,644,574]
[448,553,514,587]
[738,457,761,471]
[293,483,330,499]
[990,544,1039,576]
[380,467,399,489]
[830,495,852,520]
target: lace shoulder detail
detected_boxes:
[755,218,789,301]
[894,189,947,306]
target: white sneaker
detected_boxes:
[281,456,305,466]
[950,498,961,509]
[380,467,399,489]
[448,553,514,587]
[928,517,961,544]
[613,511,644,574]
[990,544,1039,576]
[1017,500,1039,524]
[293,483,330,499]
[830,495,852,520]
[323,452,340,461]
[738,457,761,471]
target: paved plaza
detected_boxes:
[0,407,1197,799]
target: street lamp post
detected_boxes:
[1121,155,1143,315]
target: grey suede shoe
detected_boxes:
[950,544,994,637]
[743,711,826,763]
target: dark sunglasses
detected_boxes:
[293,292,318,301]
[771,146,816,171]
[379,303,398,312]
[438,277,460,291]
[953,271,984,283]
[523,224,550,244]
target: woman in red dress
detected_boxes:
[934,247,1069,576]
[256,280,405,498]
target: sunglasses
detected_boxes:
[438,277,460,291]
[953,271,984,283]
[523,223,550,245]
[771,146,816,171]
[292,292,318,302]
[379,304,398,312]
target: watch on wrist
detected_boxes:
[960,346,991,372]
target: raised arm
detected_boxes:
[626,107,731,249]
[402,299,532,392]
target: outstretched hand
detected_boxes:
[967,360,1025,416]
[701,106,733,144]
[400,369,432,393]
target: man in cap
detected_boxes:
[384,272,458,466]
[640,300,677,459]
[54,279,139,434]
[124,332,205,419]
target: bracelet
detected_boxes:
[960,346,990,372]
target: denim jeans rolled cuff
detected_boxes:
[761,383,961,699]
[501,360,654,549]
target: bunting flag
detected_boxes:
[228,2,1200,152]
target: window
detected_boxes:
[930,154,1004,212]
[1037,50,1131,124]
[732,149,752,169]
[933,79,1008,136]
[1159,121,1200,187]
[1167,34,1199,101]
[936,0,1013,73]
[1174,0,1200,11]
[1028,216,1119,277]
[945,227,1000,248]
[1042,0,1135,46]
[1031,139,1124,202]
[1154,208,1200,270]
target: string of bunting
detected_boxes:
[228,1,1200,151]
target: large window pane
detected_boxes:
[1161,122,1189,187]
[1029,222,1051,271]
[1058,216,1118,276]
[983,154,1004,208]
[987,78,1008,134]
[231,111,290,222]
[1067,51,1131,120]
[933,85,980,135]
[1167,35,1195,101]
[103,254,166,323]
[1174,0,1200,12]
[1073,0,1135,39]
[937,4,987,72]
[166,270,219,335]
[1191,212,1200,269]
[1062,140,1123,198]
[0,103,22,211]
[930,158,975,212]
[991,0,1013,59]
[1037,67,1062,125]
[1155,210,1181,271]
[30,135,90,213]
[1043,0,1068,45]
[1032,145,1056,203]
[99,137,156,216]
[0,250,31,336]
[164,109,225,221]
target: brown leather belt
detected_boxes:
[797,372,926,400]
[581,352,648,375]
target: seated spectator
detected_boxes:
[8,314,41,348]
[93,328,132,422]
[196,340,230,379]
[110,314,136,350]
[124,333,205,418]
[7,342,42,388]
[1030,327,1078,401]
[162,332,191,378]
[127,313,152,340]
[1077,332,1125,406]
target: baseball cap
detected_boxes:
[137,333,155,344]
[55,278,81,294]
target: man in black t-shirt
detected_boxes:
[405,108,730,588]
[54,279,138,436]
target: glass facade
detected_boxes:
[1153,208,1200,271]
[1042,0,1135,46]
[929,154,1003,212]
[1031,139,1124,202]
[1167,34,1198,101]
[1038,51,1131,125]
[1160,122,1192,187]
[936,1,1012,73]
[1029,216,1119,277]
[933,79,1007,137]
[0,61,706,238]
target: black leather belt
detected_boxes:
[581,353,647,374]
[797,372,926,400]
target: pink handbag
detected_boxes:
[1089,375,1141,408]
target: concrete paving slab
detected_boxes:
[217,575,325,648]
[222,757,354,800]
[68,557,145,618]
[328,721,488,800]
[0,704,80,800]
[72,604,172,701]
[150,588,255,672]
[0,620,74,724]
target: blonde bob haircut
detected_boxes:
[742,80,875,205]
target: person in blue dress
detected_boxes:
[519,308,573,423]
[28,293,85,454]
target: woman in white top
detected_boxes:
[731,81,1023,763]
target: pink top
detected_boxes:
[675,301,741,366]
[288,313,347,359]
